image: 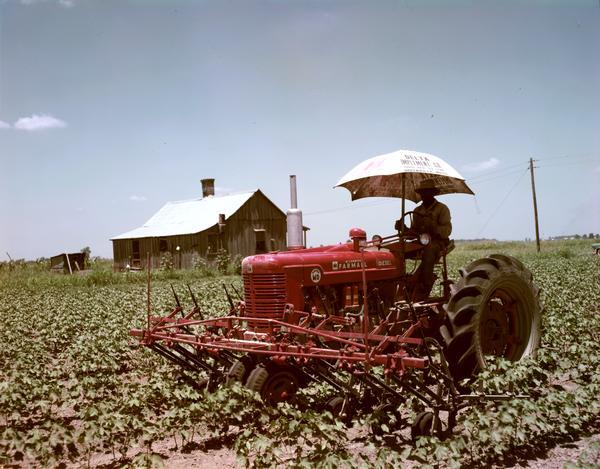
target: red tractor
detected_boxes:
[132,153,541,437]
[239,225,541,380]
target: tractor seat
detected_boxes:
[403,239,454,262]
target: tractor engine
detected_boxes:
[241,228,424,328]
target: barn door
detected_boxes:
[254,228,267,254]
[132,240,141,268]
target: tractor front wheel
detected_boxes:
[225,355,256,386]
[440,254,541,381]
[246,363,301,404]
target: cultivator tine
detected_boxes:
[222,283,235,311]
[302,364,341,392]
[170,284,182,311]
[177,370,209,393]
[170,344,214,372]
[358,372,404,401]
[150,343,202,373]
[230,282,242,301]
[186,283,203,320]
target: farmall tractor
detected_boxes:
[131,150,541,437]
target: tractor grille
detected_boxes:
[243,273,287,324]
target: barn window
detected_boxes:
[159,239,168,252]
[254,229,267,254]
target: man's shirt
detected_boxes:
[413,199,452,240]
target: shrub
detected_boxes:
[191,252,215,277]
[215,249,230,274]
[229,255,242,275]
[160,252,174,272]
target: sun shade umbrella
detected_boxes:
[335,149,474,202]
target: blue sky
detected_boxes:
[1,0,599,260]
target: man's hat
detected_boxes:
[415,179,440,194]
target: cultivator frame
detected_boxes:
[131,280,524,438]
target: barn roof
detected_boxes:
[111,191,259,240]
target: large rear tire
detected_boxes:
[440,254,541,381]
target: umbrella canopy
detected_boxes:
[335,149,474,202]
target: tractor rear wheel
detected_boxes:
[440,254,541,381]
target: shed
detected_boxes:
[111,179,291,271]
[50,253,87,274]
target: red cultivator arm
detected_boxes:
[131,294,474,438]
[131,305,429,374]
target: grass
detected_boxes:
[1,238,597,289]
[0,258,238,289]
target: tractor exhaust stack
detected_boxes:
[286,175,304,250]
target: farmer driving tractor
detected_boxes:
[395,179,452,300]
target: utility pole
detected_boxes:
[529,158,541,252]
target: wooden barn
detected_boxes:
[111,179,292,271]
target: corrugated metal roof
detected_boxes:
[111,191,256,240]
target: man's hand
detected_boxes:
[394,219,409,232]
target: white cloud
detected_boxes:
[129,195,147,202]
[0,120,10,129]
[20,0,75,6]
[595,165,600,173]
[14,114,67,131]
[462,157,500,173]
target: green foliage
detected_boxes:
[215,249,231,274]
[80,246,91,267]
[191,252,215,277]
[234,402,354,467]
[0,239,598,467]
[229,254,243,275]
[160,252,174,272]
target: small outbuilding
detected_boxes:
[50,253,87,274]
[111,179,292,271]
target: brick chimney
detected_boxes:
[201,178,215,197]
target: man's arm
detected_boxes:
[434,204,452,239]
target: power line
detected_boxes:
[306,154,597,218]
[467,161,527,181]
[468,167,526,185]
[536,159,599,169]
[468,154,598,181]
[536,153,598,162]
[476,169,529,238]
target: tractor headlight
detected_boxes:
[419,233,432,245]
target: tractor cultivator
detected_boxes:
[130,233,540,438]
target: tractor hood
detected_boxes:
[241,240,403,287]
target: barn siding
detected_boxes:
[112,191,287,271]
[224,191,287,257]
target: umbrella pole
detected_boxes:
[400,174,406,278]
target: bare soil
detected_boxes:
[71,431,599,468]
